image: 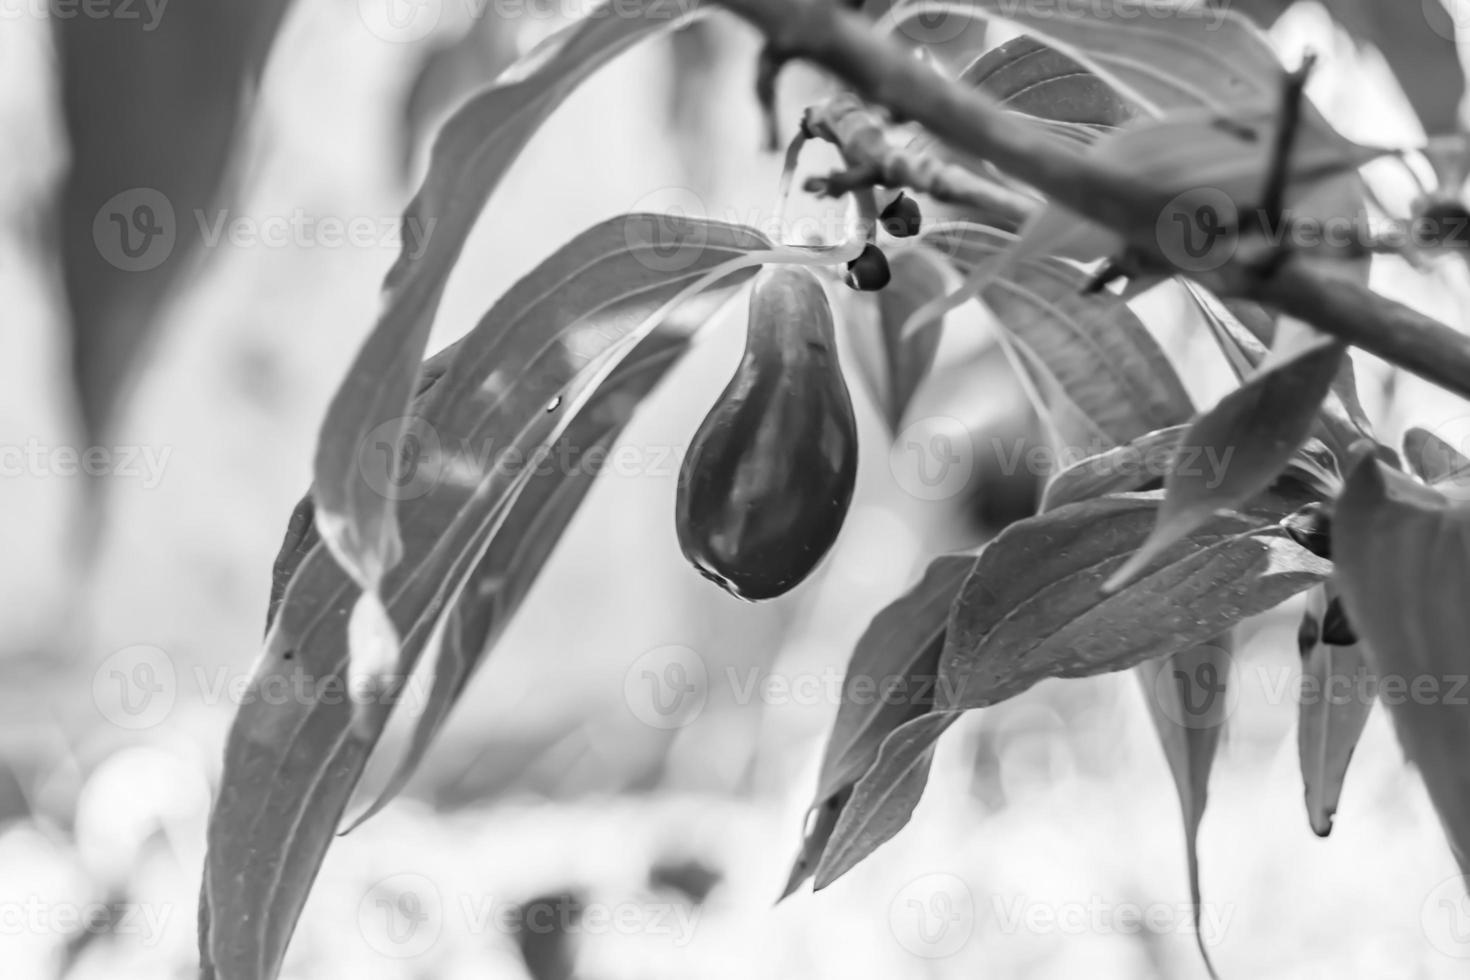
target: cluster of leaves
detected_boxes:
[194,2,1470,978]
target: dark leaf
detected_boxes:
[1297,583,1374,837]
[1105,341,1345,592]
[960,34,1138,127]
[1334,454,1470,875]
[814,555,974,801]
[814,711,960,888]
[783,554,972,896]
[942,495,1330,709]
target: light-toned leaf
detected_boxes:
[1297,582,1374,837]
[1104,340,1344,593]
[200,214,767,980]
[1136,638,1231,979]
[310,0,698,649]
[942,494,1330,710]
[1335,455,1470,875]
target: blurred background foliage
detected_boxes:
[3,1,1470,977]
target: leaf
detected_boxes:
[923,222,1194,446]
[872,248,950,431]
[781,788,850,900]
[959,33,1137,129]
[1185,283,1373,465]
[263,343,466,635]
[814,711,961,888]
[309,0,699,646]
[1334,455,1470,875]
[57,0,291,445]
[1136,639,1231,979]
[783,554,972,896]
[1403,427,1470,487]
[345,327,693,830]
[941,494,1330,710]
[200,215,768,980]
[1104,340,1345,593]
[900,0,1284,113]
[815,491,1329,887]
[1297,583,1374,837]
[815,555,975,800]
[1040,425,1188,511]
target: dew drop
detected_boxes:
[546,396,563,413]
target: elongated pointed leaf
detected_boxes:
[815,556,975,801]
[264,343,466,635]
[813,711,960,888]
[942,494,1330,710]
[1137,639,1230,979]
[201,215,768,980]
[347,328,692,829]
[1297,583,1374,837]
[310,0,698,638]
[1105,341,1345,593]
[872,249,950,431]
[1335,456,1470,875]
[1403,427,1470,487]
[1185,284,1373,466]
[923,222,1194,445]
[783,554,972,896]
